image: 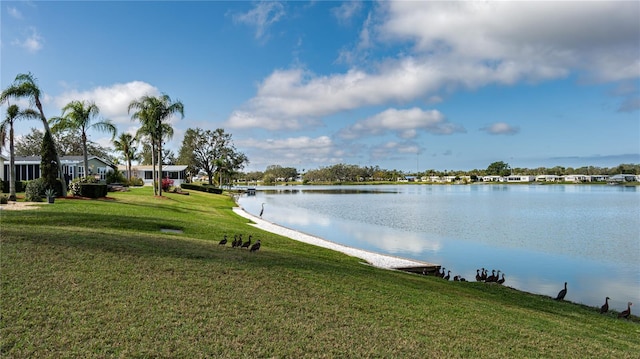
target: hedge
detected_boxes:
[181,183,223,194]
[78,183,108,198]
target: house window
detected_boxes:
[98,167,107,181]
[78,166,85,178]
[145,171,153,180]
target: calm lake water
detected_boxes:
[238,184,640,312]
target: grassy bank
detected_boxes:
[1,188,638,358]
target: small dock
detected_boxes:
[246,187,256,196]
[395,265,441,276]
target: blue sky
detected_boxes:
[2,1,639,172]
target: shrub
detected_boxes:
[25,178,47,202]
[106,168,126,185]
[70,176,98,196]
[0,195,8,204]
[130,177,144,187]
[78,183,108,198]
[1,180,27,193]
[161,177,174,192]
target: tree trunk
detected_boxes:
[9,125,16,201]
[157,140,163,197]
[82,132,89,180]
[151,141,157,196]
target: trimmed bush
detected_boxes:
[0,195,8,204]
[70,176,98,196]
[78,183,108,198]
[181,183,223,194]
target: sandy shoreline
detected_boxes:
[232,206,437,270]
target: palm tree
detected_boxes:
[0,104,39,200]
[0,72,68,196]
[50,100,116,180]
[112,132,137,183]
[128,94,184,196]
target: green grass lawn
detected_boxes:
[1,187,638,358]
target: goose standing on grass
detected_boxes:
[497,273,505,285]
[250,240,261,252]
[600,297,610,314]
[231,235,239,247]
[241,235,252,249]
[555,282,568,301]
[219,235,228,246]
[476,269,482,282]
[618,302,632,319]
[444,270,451,281]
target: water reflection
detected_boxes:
[239,184,640,312]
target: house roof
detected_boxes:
[12,155,114,167]
[118,165,188,171]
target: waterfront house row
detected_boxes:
[0,155,188,187]
[417,174,638,183]
[0,155,115,184]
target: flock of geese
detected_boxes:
[217,235,634,319]
[554,282,633,319]
[426,267,633,319]
[218,234,261,252]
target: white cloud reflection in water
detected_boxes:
[239,184,639,312]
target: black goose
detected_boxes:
[555,282,567,301]
[241,235,252,249]
[618,302,632,319]
[250,240,261,252]
[475,269,482,282]
[486,270,497,283]
[600,297,610,314]
[218,235,228,246]
[444,270,451,281]
[497,273,505,285]
[231,235,239,247]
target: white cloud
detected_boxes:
[54,81,160,124]
[379,1,640,83]
[331,1,363,25]
[370,140,420,161]
[339,107,464,140]
[231,1,639,135]
[8,6,23,19]
[232,1,285,40]
[238,135,341,169]
[480,122,520,136]
[12,27,43,53]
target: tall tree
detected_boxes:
[41,130,58,189]
[129,94,183,196]
[177,128,198,181]
[112,132,138,183]
[185,128,248,186]
[0,72,68,195]
[51,100,116,179]
[486,161,511,176]
[0,105,39,200]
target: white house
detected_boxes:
[2,155,114,183]
[607,174,639,183]
[562,174,591,183]
[536,175,562,182]
[505,175,536,182]
[118,164,188,187]
[482,175,504,182]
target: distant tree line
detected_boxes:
[240,161,640,184]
